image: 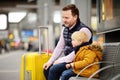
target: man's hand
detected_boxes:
[43,62,51,70]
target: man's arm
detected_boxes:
[47,27,65,64]
[53,51,75,64]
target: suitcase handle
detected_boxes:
[38,26,49,54]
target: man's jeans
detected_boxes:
[44,63,67,80]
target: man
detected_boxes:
[43,4,93,80]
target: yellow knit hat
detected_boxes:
[71,31,89,42]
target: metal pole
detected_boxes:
[44,3,48,26]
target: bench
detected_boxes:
[69,42,120,80]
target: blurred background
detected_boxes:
[0,0,120,80]
[0,0,120,53]
[0,0,103,53]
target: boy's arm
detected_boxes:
[73,51,96,69]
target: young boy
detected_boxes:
[61,31,103,80]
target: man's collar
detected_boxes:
[62,23,76,30]
[69,23,76,30]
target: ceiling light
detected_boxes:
[8,12,27,23]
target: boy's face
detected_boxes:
[72,39,83,47]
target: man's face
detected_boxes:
[62,10,77,28]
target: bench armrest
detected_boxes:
[88,63,120,80]
[76,61,114,77]
[111,74,120,80]
[74,61,115,80]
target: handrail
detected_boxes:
[111,74,120,80]
[74,61,114,80]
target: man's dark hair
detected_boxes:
[62,4,79,17]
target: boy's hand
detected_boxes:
[66,64,71,69]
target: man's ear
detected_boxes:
[73,14,77,19]
[74,15,77,19]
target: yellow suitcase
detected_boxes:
[20,27,51,80]
[20,52,51,80]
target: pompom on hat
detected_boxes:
[71,31,89,42]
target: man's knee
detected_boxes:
[49,65,57,73]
